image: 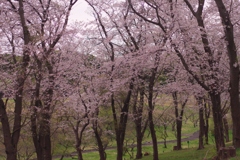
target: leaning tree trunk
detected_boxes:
[93,128,106,160]
[92,113,106,160]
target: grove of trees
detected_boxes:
[0,0,240,160]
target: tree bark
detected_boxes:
[93,128,106,160]
[172,92,187,150]
[197,97,204,150]
[214,0,240,148]
[73,119,89,160]
[76,147,83,160]
[92,113,106,160]
[0,1,32,159]
[148,103,158,160]
[0,98,17,160]
[223,116,230,143]
[204,98,210,145]
[209,93,225,151]
[115,81,134,160]
[172,92,181,150]
[147,65,159,160]
[133,85,148,159]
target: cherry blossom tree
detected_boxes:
[0,1,32,159]
[184,0,240,149]
[127,1,233,156]
[0,0,78,159]
[213,0,240,148]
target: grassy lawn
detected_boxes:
[57,135,240,160]
[58,138,215,160]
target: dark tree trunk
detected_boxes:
[172,92,187,150]
[76,147,83,160]
[0,98,17,160]
[37,65,54,160]
[74,119,89,160]
[214,0,240,148]
[223,116,230,143]
[31,99,43,160]
[135,132,143,159]
[31,59,44,160]
[94,129,106,160]
[163,124,168,148]
[146,55,160,160]
[92,110,106,160]
[176,119,182,150]
[0,1,31,159]
[204,98,210,145]
[209,93,225,151]
[31,62,54,160]
[197,97,205,150]
[39,124,52,160]
[133,85,148,159]
[148,107,158,160]
[116,139,124,160]
[114,81,134,160]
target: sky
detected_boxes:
[70,1,94,22]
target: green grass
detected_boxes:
[57,134,240,160]
[54,120,201,160]
[58,137,216,160]
[141,146,216,160]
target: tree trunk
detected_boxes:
[93,119,106,160]
[148,72,159,160]
[0,1,32,159]
[134,85,148,159]
[197,98,204,150]
[223,116,230,143]
[39,125,51,160]
[176,119,182,150]
[135,131,143,159]
[214,0,240,148]
[209,93,225,152]
[31,100,43,160]
[76,147,83,160]
[74,120,89,160]
[31,59,44,160]
[172,92,187,150]
[0,98,17,160]
[148,110,158,160]
[38,65,54,160]
[115,81,134,160]
[116,139,124,160]
[163,124,168,148]
[204,98,210,145]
